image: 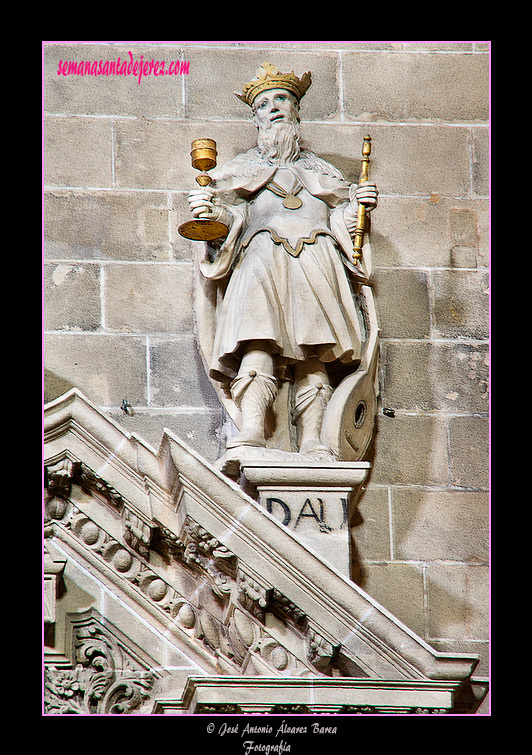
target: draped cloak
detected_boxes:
[196,148,372,388]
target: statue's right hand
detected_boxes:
[188,188,232,230]
[188,188,217,219]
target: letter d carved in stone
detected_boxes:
[266,497,291,526]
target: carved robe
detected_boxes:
[197,148,371,387]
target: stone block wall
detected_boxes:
[43,42,489,682]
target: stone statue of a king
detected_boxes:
[188,62,379,458]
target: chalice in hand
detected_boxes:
[178,138,229,241]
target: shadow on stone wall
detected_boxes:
[44,369,76,404]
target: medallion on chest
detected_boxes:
[266,169,303,210]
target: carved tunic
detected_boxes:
[240,169,334,257]
[199,153,368,385]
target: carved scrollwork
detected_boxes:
[44,618,155,715]
[45,664,155,716]
[104,673,155,714]
[44,667,87,714]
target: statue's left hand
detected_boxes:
[351,181,378,211]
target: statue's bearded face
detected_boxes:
[252,88,302,163]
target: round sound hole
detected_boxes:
[354,400,367,428]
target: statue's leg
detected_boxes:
[293,359,333,454]
[227,341,278,449]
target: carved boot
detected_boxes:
[293,380,333,455]
[227,369,278,449]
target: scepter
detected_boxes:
[353,135,372,263]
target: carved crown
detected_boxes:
[235,62,312,108]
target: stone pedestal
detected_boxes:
[221,454,370,578]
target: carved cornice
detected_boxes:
[155,676,466,715]
[45,454,156,560]
[192,703,449,714]
[44,460,323,681]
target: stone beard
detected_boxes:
[256,117,302,164]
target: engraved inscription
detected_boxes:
[265,496,348,532]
